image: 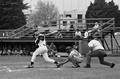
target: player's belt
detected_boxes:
[39,44,46,47]
[43,44,46,46]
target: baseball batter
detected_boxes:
[27,34,59,68]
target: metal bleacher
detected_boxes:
[91,18,120,55]
[0,23,37,39]
[93,18,115,37]
[8,23,36,38]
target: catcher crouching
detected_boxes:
[57,46,84,68]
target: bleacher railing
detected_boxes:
[93,18,115,37]
[0,30,13,38]
[8,23,36,38]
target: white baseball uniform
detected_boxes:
[69,49,83,63]
[31,35,55,63]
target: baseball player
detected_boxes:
[84,36,115,68]
[57,46,84,68]
[27,33,59,68]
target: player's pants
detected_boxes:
[31,45,55,63]
[68,56,83,66]
[85,49,112,66]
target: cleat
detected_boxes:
[56,62,62,68]
[83,65,91,68]
[110,63,115,68]
[72,65,80,68]
[27,65,34,68]
[56,64,62,68]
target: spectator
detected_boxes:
[84,30,92,38]
[92,22,100,33]
[49,43,58,57]
[19,49,23,56]
[93,22,99,29]
[55,31,63,38]
[0,50,2,55]
[3,48,6,55]
[46,44,52,56]
[73,42,79,51]
[7,49,11,55]
[69,25,75,31]
[75,29,82,38]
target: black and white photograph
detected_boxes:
[0,0,120,79]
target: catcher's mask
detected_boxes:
[38,34,44,41]
[66,46,72,54]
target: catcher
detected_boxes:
[57,46,84,68]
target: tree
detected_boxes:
[0,0,28,29]
[86,0,120,27]
[28,0,59,27]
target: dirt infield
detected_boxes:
[0,56,120,79]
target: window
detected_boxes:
[50,21,57,27]
[63,21,67,26]
[66,14,71,18]
[77,14,82,22]
[70,21,75,25]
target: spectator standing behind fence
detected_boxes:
[55,31,63,38]
[92,22,100,33]
[75,29,82,38]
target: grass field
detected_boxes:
[0,56,120,79]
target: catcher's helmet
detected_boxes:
[38,34,44,41]
[66,46,72,53]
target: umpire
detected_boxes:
[84,36,115,68]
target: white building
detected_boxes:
[59,10,86,31]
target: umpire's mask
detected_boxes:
[66,46,72,54]
[38,34,44,41]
